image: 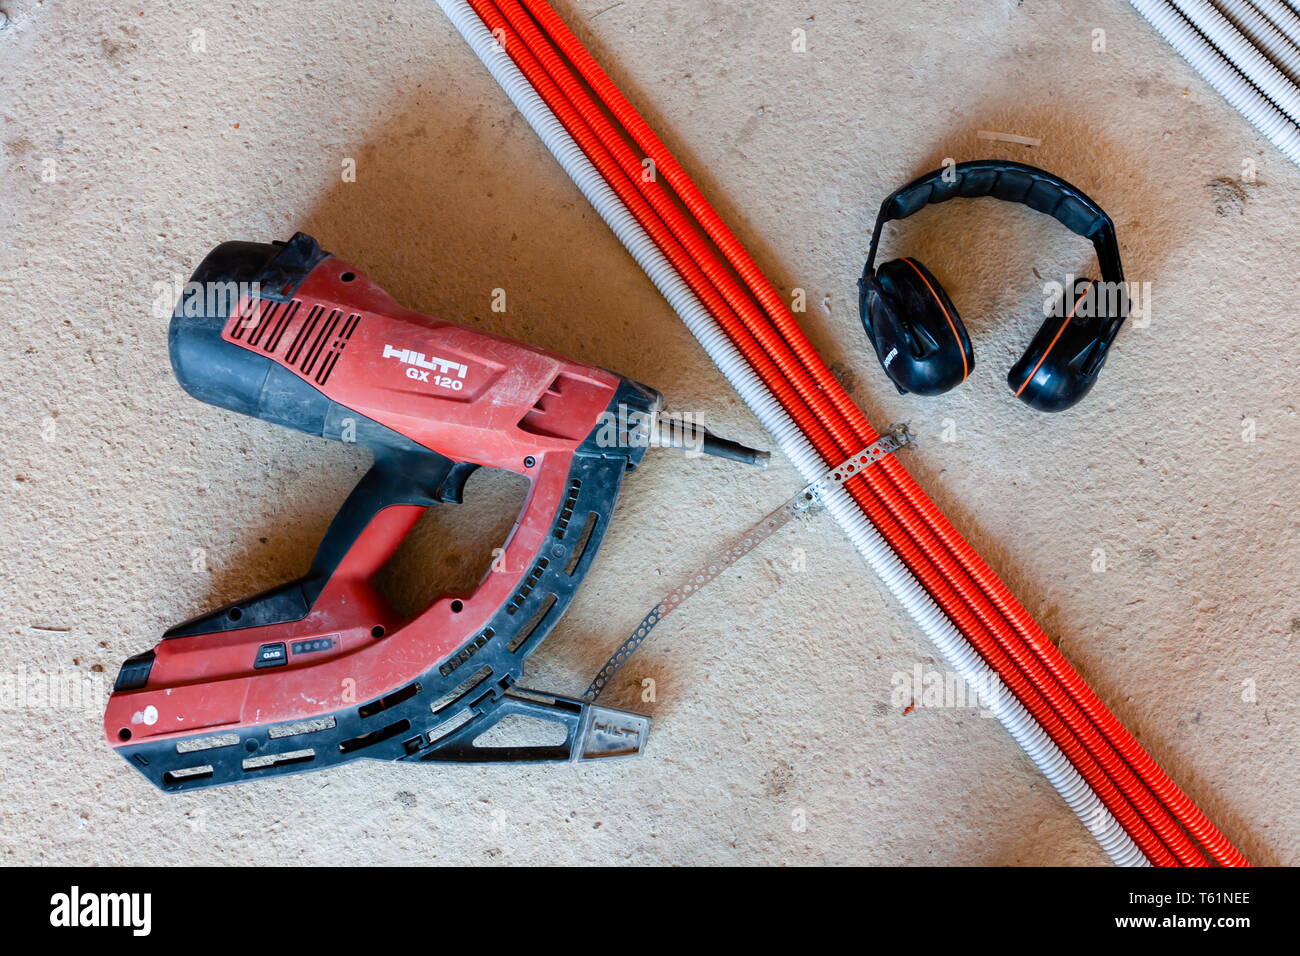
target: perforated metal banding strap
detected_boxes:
[583,427,914,701]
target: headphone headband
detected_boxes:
[863,160,1124,288]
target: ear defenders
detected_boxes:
[859,160,1128,412]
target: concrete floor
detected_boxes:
[1,0,1296,866]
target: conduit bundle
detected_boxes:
[1129,0,1300,166]
[434,0,1250,866]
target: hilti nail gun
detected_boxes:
[105,232,763,791]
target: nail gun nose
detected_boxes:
[698,430,770,468]
[652,420,769,468]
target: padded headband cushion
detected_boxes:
[864,159,1124,300]
[883,161,1110,240]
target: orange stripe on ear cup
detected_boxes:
[1014,286,1090,398]
[902,257,967,382]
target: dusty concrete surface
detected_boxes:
[1,0,1296,866]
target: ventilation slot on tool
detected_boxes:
[263,303,358,385]
[163,765,214,786]
[175,733,239,754]
[439,628,493,677]
[242,748,316,772]
[358,681,421,720]
[553,479,582,539]
[285,305,324,365]
[338,719,411,755]
[226,298,301,353]
[564,513,598,575]
[268,716,337,739]
[280,304,362,386]
[508,593,557,653]
[427,708,475,744]
[506,559,549,614]
[225,297,360,386]
[430,665,492,713]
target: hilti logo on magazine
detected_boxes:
[49,886,151,937]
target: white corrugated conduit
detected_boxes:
[1255,0,1300,48]
[1175,0,1300,121]
[1215,0,1300,85]
[434,0,1149,865]
[1127,0,1300,166]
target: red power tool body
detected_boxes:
[105,233,666,790]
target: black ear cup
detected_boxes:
[863,257,974,396]
[1008,277,1115,412]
